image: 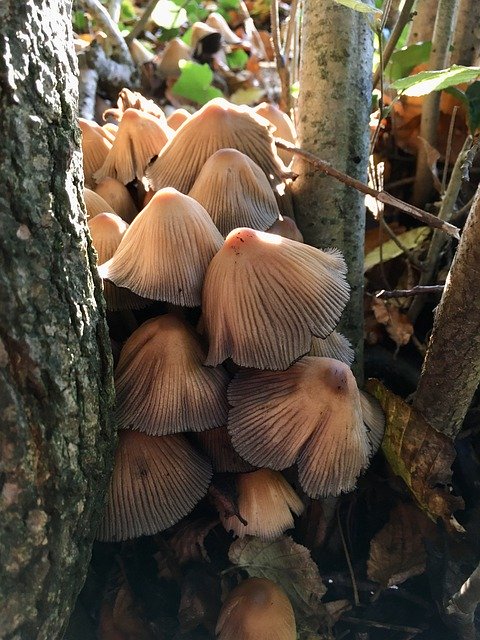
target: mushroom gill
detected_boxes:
[94,177,138,223]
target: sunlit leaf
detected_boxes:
[291,81,300,99]
[386,42,431,83]
[364,226,430,271]
[392,65,480,97]
[230,86,265,105]
[72,9,88,32]
[226,49,249,70]
[120,0,136,21]
[172,61,223,105]
[333,0,382,16]
[151,0,187,29]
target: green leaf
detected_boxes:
[218,0,240,9]
[181,26,193,46]
[151,0,187,29]
[120,0,136,21]
[392,64,480,97]
[72,9,88,32]
[386,42,431,83]
[466,81,480,134]
[226,49,249,70]
[172,61,223,105]
[333,0,382,16]
[364,227,430,271]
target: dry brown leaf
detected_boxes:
[417,136,443,193]
[98,585,155,640]
[367,502,436,587]
[169,516,219,565]
[371,298,414,347]
[365,380,464,533]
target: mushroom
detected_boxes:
[146,98,287,194]
[359,390,386,455]
[115,314,230,435]
[216,578,296,640]
[157,38,192,78]
[193,427,254,473]
[94,178,138,223]
[84,187,115,219]
[167,108,191,130]
[202,228,350,370]
[253,102,296,166]
[188,149,280,236]
[309,332,354,365]
[104,87,167,121]
[94,108,172,185]
[191,22,222,61]
[266,215,303,242]
[97,430,213,541]
[206,13,242,45]
[99,188,223,305]
[227,357,371,498]
[218,469,304,540]
[78,118,113,188]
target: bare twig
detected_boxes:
[108,0,121,22]
[284,0,299,62]
[77,0,134,65]
[376,285,444,299]
[379,217,425,270]
[276,138,461,238]
[124,0,160,44]
[271,0,291,112]
[445,561,480,640]
[337,507,360,607]
[441,106,458,193]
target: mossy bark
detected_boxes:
[0,2,115,638]
[291,0,373,382]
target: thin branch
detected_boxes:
[441,106,458,194]
[283,0,299,61]
[76,0,134,65]
[108,0,121,22]
[376,285,444,299]
[276,138,461,238]
[124,0,161,43]
[337,507,360,607]
[271,0,291,112]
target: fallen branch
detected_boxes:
[85,41,140,97]
[276,139,461,239]
[376,285,444,299]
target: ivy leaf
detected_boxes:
[151,0,187,29]
[392,64,480,97]
[172,61,223,105]
[226,49,249,70]
[333,0,382,16]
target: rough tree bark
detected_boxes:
[291,0,374,381]
[0,2,115,639]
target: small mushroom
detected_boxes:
[100,188,223,305]
[227,357,371,498]
[97,430,213,541]
[191,22,222,61]
[146,98,287,194]
[188,149,280,236]
[253,102,296,166]
[94,108,172,185]
[218,469,304,540]
[193,427,254,473]
[309,332,354,366]
[206,12,242,45]
[216,578,296,640]
[94,178,138,223]
[115,314,230,435]
[167,108,191,130]
[157,38,192,78]
[203,227,350,370]
[84,187,115,219]
[79,118,113,188]
[266,215,303,242]
[104,87,167,121]
[359,390,385,455]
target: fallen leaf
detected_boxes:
[371,298,414,347]
[367,502,436,587]
[169,516,219,564]
[228,535,327,619]
[365,380,464,533]
[417,136,443,193]
[178,566,221,634]
[364,226,430,271]
[98,585,155,640]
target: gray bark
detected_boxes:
[451,0,480,65]
[413,183,480,438]
[291,0,374,382]
[0,2,115,638]
[407,0,437,44]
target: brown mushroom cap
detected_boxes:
[206,12,242,44]
[84,188,116,219]
[79,119,113,188]
[188,149,280,236]
[167,108,191,130]
[309,332,354,366]
[94,178,138,223]
[104,87,167,121]
[359,390,385,454]
[227,357,371,498]
[94,108,172,185]
[253,103,296,166]
[99,188,223,305]
[266,215,303,242]
[158,38,192,77]
[97,430,212,541]
[193,427,254,473]
[216,578,296,640]
[203,228,350,370]
[219,469,304,540]
[146,98,286,194]
[115,314,230,435]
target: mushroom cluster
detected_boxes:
[80,91,384,635]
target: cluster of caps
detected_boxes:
[81,94,384,552]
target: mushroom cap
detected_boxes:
[99,188,223,305]
[188,149,280,236]
[216,578,296,640]
[266,215,303,242]
[359,390,385,455]
[309,332,354,366]
[167,108,191,130]
[227,357,371,498]
[203,228,350,370]
[94,108,172,185]
[79,119,113,188]
[219,469,304,540]
[206,12,242,44]
[97,430,212,541]
[253,103,296,166]
[108,87,167,121]
[193,426,254,473]
[146,98,287,194]
[84,188,116,219]
[158,38,192,77]
[191,21,222,51]
[115,314,230,435]
[94,178,138,223]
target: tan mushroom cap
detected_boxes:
[309,332,354,366]
[115,314,230,435]
[94,178,138,223]
[191,21,221,51]
[79,119,113,188]
[253,103,296,166]
[146,98,287,194]
[219,469,304,540]
[97,430,212,542]
[206,12,242,44]
[104,87,167,121]
[84,188,115,219]
[203,228,350,370]
[158,38,192,77]
[94,108,172,185]
[167,108,191,130]
[359,390,385,455]
[188,149,280,236]
[266,215,303,242]
[99,188,223,305]
[216,578,296,640]
[227,357,371,498]
[193,427,254,473]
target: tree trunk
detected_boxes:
[407,0,437,44]
[291,0,373,382]
[0,2,115,639]
[451,0,480,65]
